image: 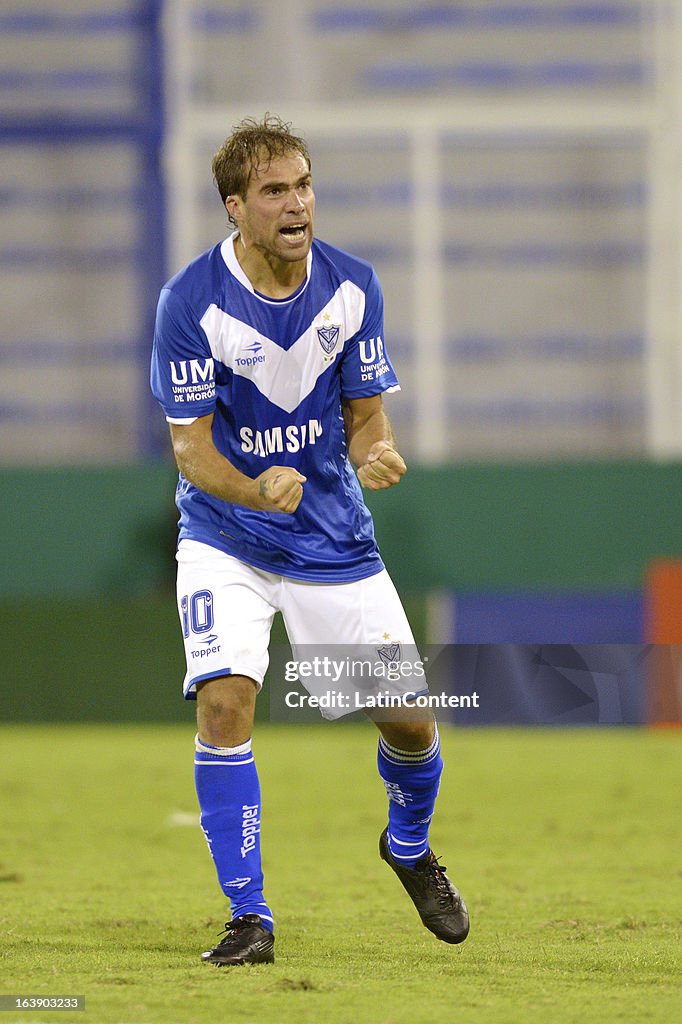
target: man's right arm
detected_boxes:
[169,414,306,514]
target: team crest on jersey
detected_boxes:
[316,324,341,355]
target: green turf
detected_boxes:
[1,725,680,1024]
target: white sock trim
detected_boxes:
[379,726,440,761]
[195,734,252,757]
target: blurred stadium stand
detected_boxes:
[1,0,680,722]
[0,0,165,462]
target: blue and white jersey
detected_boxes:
[151,233,400,582]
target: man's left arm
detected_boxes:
[342,394,407,490]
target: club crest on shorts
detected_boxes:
[377,642,401,665]
[316,323,341,355]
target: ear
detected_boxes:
[225,194,241,224]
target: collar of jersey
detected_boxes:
[221,231,313,305]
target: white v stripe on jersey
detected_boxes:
[199,281,365,414]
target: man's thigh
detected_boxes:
[176,539,278,698]
[280,571,425,720]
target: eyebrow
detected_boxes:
[258,173,312,193]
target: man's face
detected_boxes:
[227,150,315,264]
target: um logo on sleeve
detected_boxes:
[359,337,391,382]
[358,337,384,364]
[169,358,215,403]
[170,358,215,385]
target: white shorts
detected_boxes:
[175,539,423,718]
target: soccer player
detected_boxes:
[150,114,469,965]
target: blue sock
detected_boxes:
[377,729,443,868]
[194,735,274,932]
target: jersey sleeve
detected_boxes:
[340,268,401,398]
[150,287,217,421]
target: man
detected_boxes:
[150,114,469,966]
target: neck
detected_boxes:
[233,236,308,299]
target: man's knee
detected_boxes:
[196,675,258,746]
[373,709,436,752]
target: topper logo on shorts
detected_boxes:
[190,640,221,660]
[240,804,260,858]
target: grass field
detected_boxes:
[0,724,680,1024]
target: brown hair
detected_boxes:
[212,113,311,224]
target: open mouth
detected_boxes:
[279,224,307,240]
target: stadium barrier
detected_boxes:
[2,463,681,724]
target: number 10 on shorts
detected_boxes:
[181,590,215,639]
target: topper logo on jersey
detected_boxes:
[236,341,266,367]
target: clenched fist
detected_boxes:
[357,441,407,491]
[255,466,307,513]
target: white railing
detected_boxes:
[163,0,681,461]
[646,0,682,457]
